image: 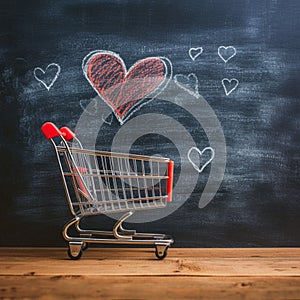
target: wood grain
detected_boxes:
[1,276,300,300]
[0,248,299,299]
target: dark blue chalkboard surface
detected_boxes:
[0,0,299,247]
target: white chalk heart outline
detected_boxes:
[102,113,113,125]
[189,47,203,61]
[174,73,199,97]
[79,98,98,116]
[218,46,236,63]
[34,63,61,91]
[187,146,215,173]
[222,78,239,96]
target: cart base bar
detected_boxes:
[63,211,173,260]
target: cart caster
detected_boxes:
[155,244,169,260]
[68,242,83,260]
[81,242,89,251]
[79,234,91,251]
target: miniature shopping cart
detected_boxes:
[41,122,174,259]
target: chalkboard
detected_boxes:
[1,0,300,247]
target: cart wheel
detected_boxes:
[81,242,89,251]
[155,245,169,260]
[67,248,82,260]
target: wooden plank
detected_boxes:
[1,257,300,277]
[0,248,299,277]
[1,248,300,299]
[1,276,300,300]
[1,247,300,258]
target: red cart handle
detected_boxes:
[41,122,75,141]
[167,160,174,202]
[60,126,75,141]
[41,122,63,139]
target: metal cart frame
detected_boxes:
[41,122,174,259]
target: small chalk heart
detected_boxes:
[189,47,203,61]
[102,114,113,125]
[218,46,236,63]
[187,146,215,173]
[222,78,239,96]
[34,63,61,91]
[79,98,98,116]
[174,73,199,96]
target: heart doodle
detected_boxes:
[82,50,172,124]
[34,63,61,91]
[79,98,98,116]
[102,114,113,125]
[189,47,203,61]
[222,78,239,96]
[187,146,215,173]
[218,46,236,63]
[174,73,199,96]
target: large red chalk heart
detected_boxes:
[82,51,170,124]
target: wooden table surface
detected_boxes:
[0,247,299,299]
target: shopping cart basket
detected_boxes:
[41,122,174,259]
